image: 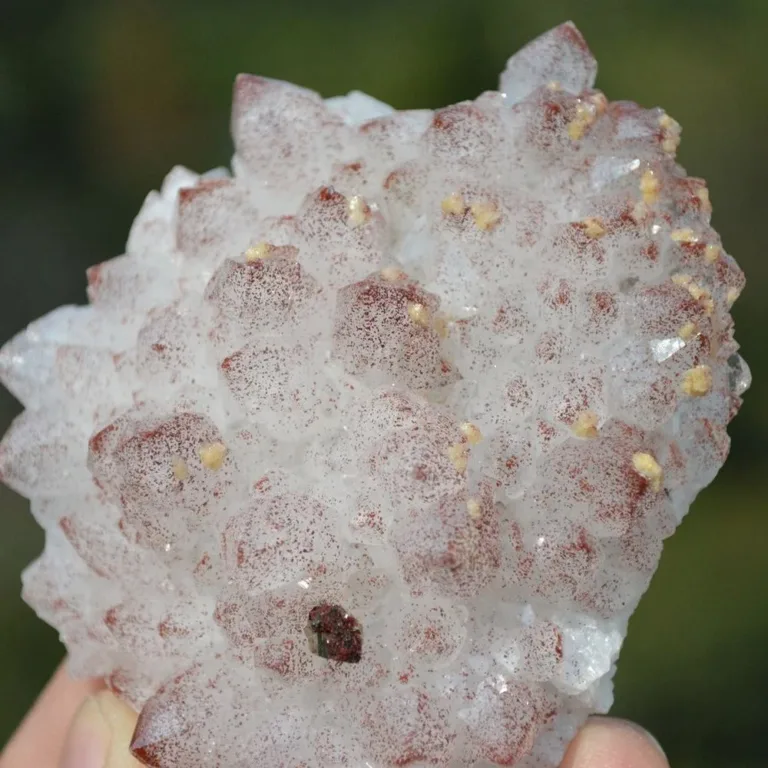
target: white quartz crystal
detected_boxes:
[0,22,748,768]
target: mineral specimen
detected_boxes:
[0,21,749,768]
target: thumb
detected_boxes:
[60,690,142,768]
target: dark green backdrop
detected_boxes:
[1,1,766,765]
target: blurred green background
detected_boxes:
[0,0,766,765]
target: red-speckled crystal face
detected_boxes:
[0,21,749,768]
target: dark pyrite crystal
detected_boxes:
[305,603,362,664]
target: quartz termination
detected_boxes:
[0,21,749,768]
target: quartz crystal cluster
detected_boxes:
[0,22,750,768]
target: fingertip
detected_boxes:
[561,716,668,768]
[60,696,111,768]
[89,691,142,768]
[58,689,142,768]
[1,661,104,768]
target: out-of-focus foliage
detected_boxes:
[0,1,766,765]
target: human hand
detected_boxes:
[0,662,669,768]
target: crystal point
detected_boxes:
[500,22,597,103]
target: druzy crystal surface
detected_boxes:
[0,22,750,768]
